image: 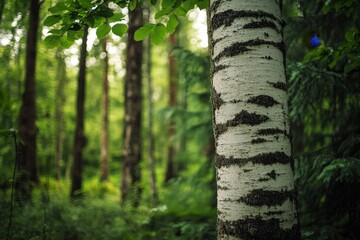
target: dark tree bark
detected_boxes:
[100,37,109,182]
[121,6,143,206]
[165,32,177,183]
[0,0,6,27]
[17,0,40,200]
[70,26,88,198]
[55,50,66,181]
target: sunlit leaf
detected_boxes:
[112,24,128,37]
[96,23,111,39]
[48,2,67,13]
[44,35,60,48]
[134,23,155,41]
[166,15,178,34]
[44,15,62,26]
[151,24,166,45]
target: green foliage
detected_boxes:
[285,0,360,238]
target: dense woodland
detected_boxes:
[0,0,359,239]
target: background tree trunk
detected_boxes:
[121,6,143,206]
[55,50,66,181]
[165,32,177,183]
[70,26,88,198]
[100,37,109,182]
[17,0,40,200]
[146,8,158,205]
[209,0,300,239]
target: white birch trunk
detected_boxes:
[209,0,300,239]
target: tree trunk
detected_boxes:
[165,32,177,183]
[121,6,143,206]
[209,0,300,239]
[70,26,88,198]
[55,50,66,181]
[17,0,40,199]
[0,0,6,26]
[100,37,109,182]
[146,7,158,205]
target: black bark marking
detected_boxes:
[211,0,222,13]
[243,169,252,172]
[264,32,269,38]
[213,64,229,74]
[251,138,267,144]
[230,99,241,103]
[215,151,291,168]
[211,87,225,110]
[217,185,229,190]
[259,177,270,182]
[240,189,296,207]
[215,110,269,136]
[212,10,280,31]
[261,55,273,60]
[243,19,280,33]
[257,128,286,136]
[268,81,287,91]
[264,210,285,216]
[214,39,285,63]
[218,216,301,240]
[247,95,279,108]
[266,170,278,180]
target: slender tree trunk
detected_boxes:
[209,0,300,239]
[100,37,109,182]
[70,26,88,198]
[0,0,6,26]
[146,10,158,204]
[55,50,66,181]
[121,6,143,206]
[17,0,40,199]
[165,32,177,183]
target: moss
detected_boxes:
[251,138,267,144]
[268,81,287,91]
[216,151,291,168]
[218,216,301,240]
[211,87,225,110]
[243,19,280,33]
[215,110,269,136]
[247,95,279,108]
[214,39,285,63]
[212,10,280,31]
[240,189,296,207]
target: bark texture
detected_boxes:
[70,26,88,198]
[121,6,143,206]
[209,0,300,239]
[100,38,109,182]
[165,32,177,182]
[17,0,40,199]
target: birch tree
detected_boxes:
[209,0,300,238]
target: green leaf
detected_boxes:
[134,23,155,41]
[97,8,114,18]
[345,27,358,42]
[79,0,92,8]
[44,35,60,48]
[84,16,95,26]
[129,0,137,11]
[166,14,178,34]
[151,24,167,45]
[115,0,127,8]
[174,7,187,17]
[48,2,67,13]
[94,16,106,27]
[44,15,62,26]
[60,36,74,48]
[197,0,208,10]
[97,23,111,39]
[112,24,128,37]
[151,0,158,5]
[108,13,125,22]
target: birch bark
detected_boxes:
[209,0,300,239]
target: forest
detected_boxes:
[0,0,359,239]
